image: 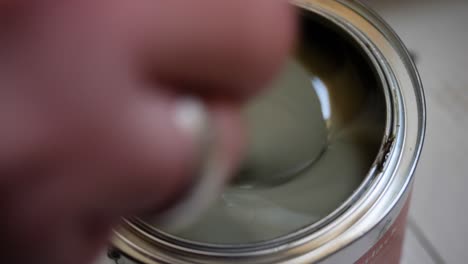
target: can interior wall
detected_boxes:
[109,1,425,263]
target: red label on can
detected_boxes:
[354,201,410,264]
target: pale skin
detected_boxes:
[0,1,296,264]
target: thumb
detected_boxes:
[80,90,245,220]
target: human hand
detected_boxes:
[0,1,295,264]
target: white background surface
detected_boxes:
[365,0,467,263]
[98,1,466,263]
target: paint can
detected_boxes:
[108,1,425,263]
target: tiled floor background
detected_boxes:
[98,1,466,263]
[364,0,468,263]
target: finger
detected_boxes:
[102,94,245,216]
[20,0,295,101]
[2,90,245,262]
[121,0,297,101]
[37,89,246,218]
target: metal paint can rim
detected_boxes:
[110,1,426,263]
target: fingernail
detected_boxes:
[154,97,230,232]
[173,97,208,143]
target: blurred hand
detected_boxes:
[0,1,295,264]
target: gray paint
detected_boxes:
[158,56,383,244]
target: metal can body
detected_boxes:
[109,1,425,263]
